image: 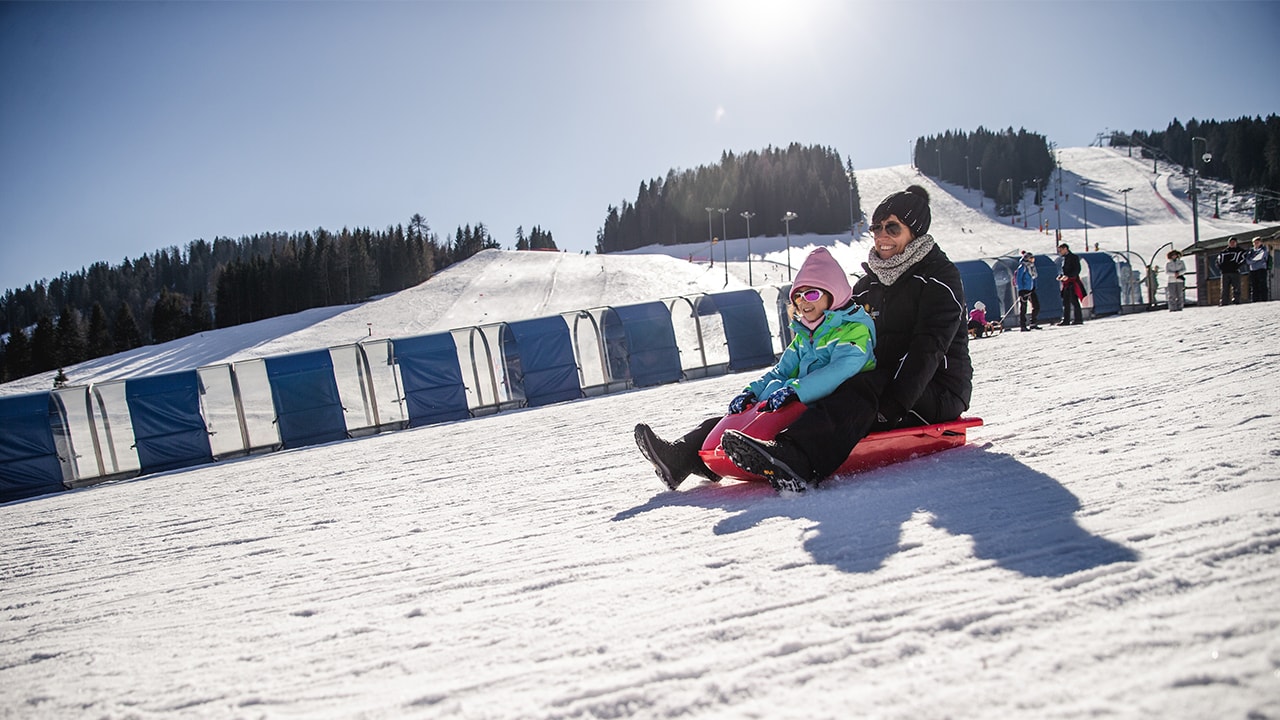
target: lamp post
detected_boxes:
[1078,179,1093,246]
[782,211,798,281]
[740,211,755,285]
[936,147,942,180]
[1191,136,1211,248]
[1119,187,1132,256]
[1007,178,1014,224]
[1054,151,1063,242]
[846,171,856,241]
[964,155,970,190]
[704,207,716,267]
[718,208,729,285]
[976,166,984,208]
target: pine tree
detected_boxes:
[55,304,88,367]
[86,302,114,359]
[152,288,190,343]
[30,315,57,373]
[3,328,32,380]
[113,303,143,352]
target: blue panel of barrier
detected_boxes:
[393,333,471,427]
[956,260,1000,318]
[610,302,683,387]
[264,350,347,448]
[505,317,582,407]
[1033,256,1064,320]
[126,371,214,474]
[0,392,64,502]
[1080,252,1121,316]
[706,290,775,372]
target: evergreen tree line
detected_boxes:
[515,225,557,251]
[914,127,1057,214]
[595,144,862,254]
[0,215,529,383]
[1112,114,1280,221]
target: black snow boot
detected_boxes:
[635,424,697,491]
[720,430,815,493]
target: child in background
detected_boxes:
[968,301,991,338]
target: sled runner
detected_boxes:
[698,402,983,482]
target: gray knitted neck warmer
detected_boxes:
[866,234,936,286]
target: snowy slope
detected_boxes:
[3,303,1278,719]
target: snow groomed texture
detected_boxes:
[698,401,984,482]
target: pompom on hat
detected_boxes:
[872,185,932,239]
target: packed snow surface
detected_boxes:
[3,148,1279,718]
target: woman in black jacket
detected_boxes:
[722,185,973,492]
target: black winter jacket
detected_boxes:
[1218,246,1248,274]
[851,244,973,421]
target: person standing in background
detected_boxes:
[1015,251,1041,331]
[1056,243,1084,325]
[1245,237,1271,303]
[1216,237,1247,305]
[1165,249,1187,312]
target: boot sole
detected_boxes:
[720,431,809,493]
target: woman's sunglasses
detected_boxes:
[792,288,824,304]
[869,220,904,237]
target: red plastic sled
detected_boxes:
[698,402,983,482]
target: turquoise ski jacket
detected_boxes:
[743,304,876,405]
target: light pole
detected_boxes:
[936,147,942,180]
[976,165,984,208]
[1119,187,1132,256]
[1078,180,1093,247]
[718,208,729,285]
[1007,178,1014,224]
[704,207,715,267]
[846,171,856,240]
[1191,136,1211,249]
[782,211,798,281]
[740,211,755,286]
[964,155,970,190]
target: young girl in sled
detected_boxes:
[634,246,876,491]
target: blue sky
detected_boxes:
[2,0,1277,293]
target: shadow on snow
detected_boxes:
[614,444,1138,577]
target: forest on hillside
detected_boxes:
[913,128,1057,214]
[593,144,861,255]
[0,219,560,383]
